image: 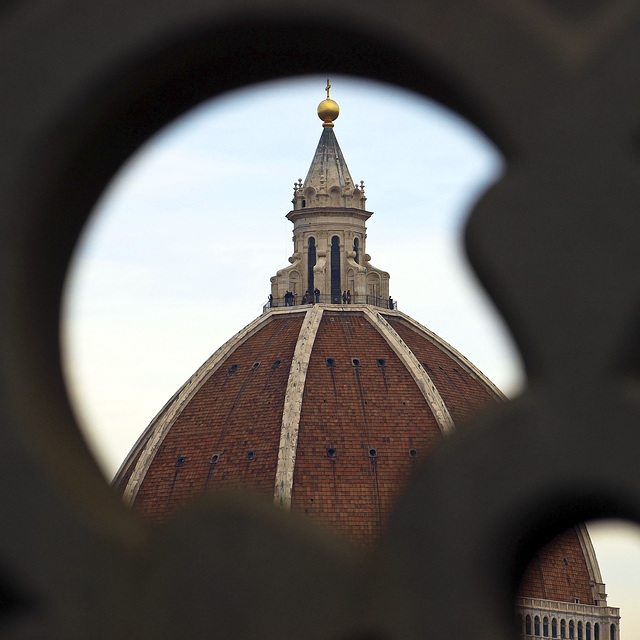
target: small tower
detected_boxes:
[271,81,390,306]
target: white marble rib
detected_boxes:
[363,307,456,436]
[119,308,302,505]
[273,305,324,509]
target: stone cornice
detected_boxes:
[286,206,372,224]
[517,596,620,619]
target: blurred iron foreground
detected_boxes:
[0,1,639,639]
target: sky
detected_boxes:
[60,75,639,633]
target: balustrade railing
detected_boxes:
[263,293,397,313]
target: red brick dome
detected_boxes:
[113,303,604,608]
[115,305,499,537]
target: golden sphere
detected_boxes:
[317,99,340,126]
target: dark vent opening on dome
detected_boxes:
[409,448,418,458]
[228,364,238,374]
[369,448,378,458]
[352,358,360,366]
[326,447,337,458]
[210,454,220,464]
[326,358,335,367]
[175,456,186,467]
[377,358,386,366]
[246,451,256,461]
[272,359,282,369]
[252,362,260,369]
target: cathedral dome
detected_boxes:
[116,304,501,538]
[113,303,604,606]
[113,84,618,627]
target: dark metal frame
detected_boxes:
[1,1,640,638]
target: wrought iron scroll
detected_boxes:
[1,1,640,638]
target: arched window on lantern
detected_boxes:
[307,237,316,294]
[330,235,341,303]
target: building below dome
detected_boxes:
[113,83,621,640]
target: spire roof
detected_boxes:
[302,126,355,193]
[290,81,366,211]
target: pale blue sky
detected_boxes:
[61,75,638,630]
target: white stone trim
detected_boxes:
[577,523,604,583]
[362,307,456,437]
[517,595,620,638]
[273,305,324,509]
[117,307,305,505]
[381,308,507,402]
[577,523,608,605]
[517,596,620,618]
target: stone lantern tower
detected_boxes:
[270,81,390,306]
